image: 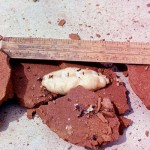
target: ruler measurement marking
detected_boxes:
[3,41,149,48]
[3,37,150,46]
[4,41,150,49]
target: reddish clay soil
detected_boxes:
[37,86,121,149]
[58,19,66,26]
[0,51,13,105]
[128,65,150,109]
[11,61,59,108]
[69,33,80,40]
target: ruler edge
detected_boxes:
[2,36,150,46]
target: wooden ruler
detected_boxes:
[1,37,150,64]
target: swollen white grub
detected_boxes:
[41,67,109,95]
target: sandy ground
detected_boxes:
[0,0,150,150]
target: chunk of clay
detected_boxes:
[37,86,120,149]
[0,51,13,105]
